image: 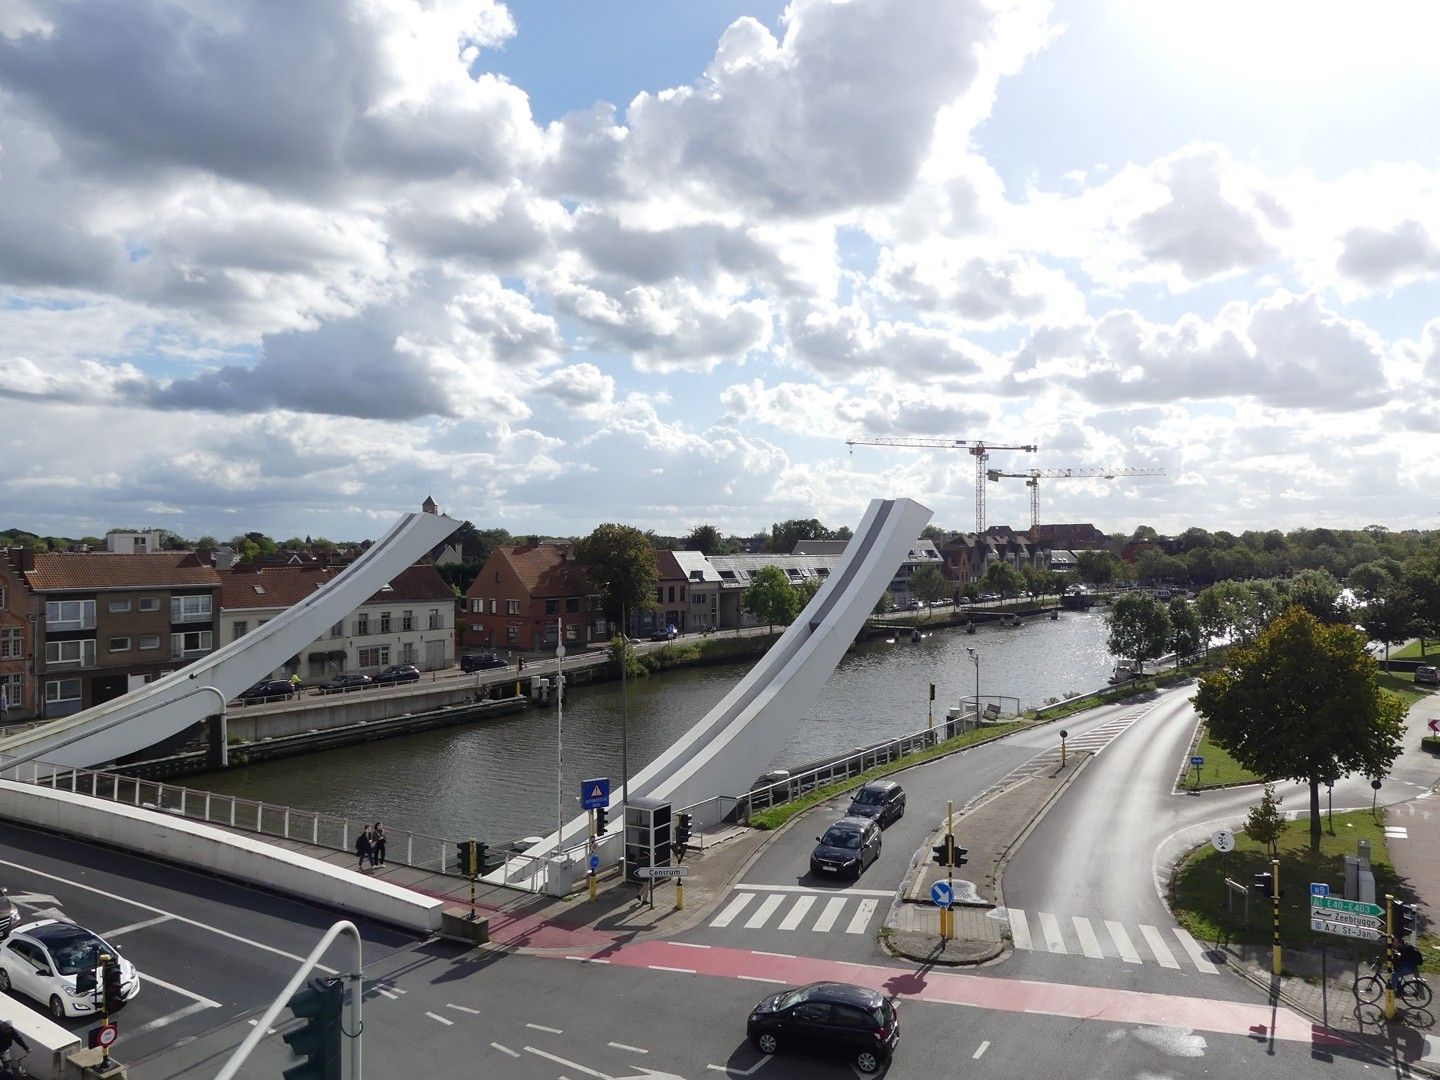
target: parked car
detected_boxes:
[0,888,19,939]
[375,664,421,685]
[461,653,508,673]
[747,981,899,1075]
[649,625,678,642]
[809,817,882,880]
[235,680,296,704]
[320,673,374,694]
[846,780,906,828]
[0,919,140,1019]
[1415,665,1439,687]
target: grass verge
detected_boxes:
[748,721,1024,831]
[1376,671,1430,709]
[1184,729,1259,789]
[1169,808,1436,974]
[1390,639,1437,661]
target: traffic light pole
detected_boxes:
[1271,858,1281,976]
[588,810,598,902]
[1385,893,1396,1021]
[216,920,364,1080]
[99,953,112,1070]
[943,801,954,941]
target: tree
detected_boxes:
[796,576,824,609]
[573,524,658,628]
[1192,586,1228,660]
[1168,597,1201,664]
[1195,606,1406,850]
[743,565,799,630]
[982,561,1025,599]
[682,524,725,556]
[909,565,948,612]
[873,592,893,615]
[920,525,949,543]
[1284,568,1345,624]
[1243,783,1288,858]
[768,519,834,553]
[1076,550,1120,586]
[1357,580,1413,669]
[1106,592,1170,674]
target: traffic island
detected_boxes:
[882,749,1093,966]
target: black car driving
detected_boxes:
[748,981,899,1074]
[375,664,421,684]
[236,680,296,704]
[460,653,509,672]
[320,673,374,693]
[846,780,906,827]
[809,816,881,879]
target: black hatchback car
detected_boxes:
[846,780,906,827]
[320,673,374,693]
[810,817,881,879]
[375,664,421,684]
[748,981,899,1074]
[236,680,296,704]
[461,653,509,673]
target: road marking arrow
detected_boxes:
[8,893,62,907]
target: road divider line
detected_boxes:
[525,1045,611,1079]
[138,971,221,1008]
[973,1040,990,1059]
[129,1000,215,1036]
[528,1023,563,1034]
[738,975,786,984]
[751,950,796,959]
[670,941,712,949]
[648,965,697,975]
[100,914,174,939]
[427,1011,454,1026]
[608,1041,648,1053]
[447,1004,481,1015]
[491,1043,520,1058]
[734,884,893,898]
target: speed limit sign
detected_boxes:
[1211,829,1235,853]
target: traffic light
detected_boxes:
[951,844,969,868]
[932,835,956,866]
[1252,871,1274,898]
[282,976,343,1080]
[595,805,609,835]
[474,841,489,875]
[454,839,476,877]
[517,656,525,673]
[1396,901,1419,938]
[674,812,693,862]
[101,956,125,1013]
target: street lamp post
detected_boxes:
[556,619,565,852]
[966,647,980,724]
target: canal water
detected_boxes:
[188,611,1114,845]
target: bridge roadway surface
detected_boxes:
[0,682,1428,1077]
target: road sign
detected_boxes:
[1430,717,1439,734]
[1210,829,1234,853]
[1190,755,1205,767]
[1311,895,1383,918]
[1309,882,1330,898]
[1310,917,1382,942]
[931,881,954,909]
[581,777,610,810]
[588,853,600,871]
[89,1022,118,1049]
[1309,906,1383,930]
[635,865,690,880]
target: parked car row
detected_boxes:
[233,665,422,704]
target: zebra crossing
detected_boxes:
[707,885,888,936]
[1060,706,1154,754]
[1004,908,1219,974]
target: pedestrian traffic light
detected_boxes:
[517,656,525,673]
[281,976,343,1080]
[932,835,956,866]
[454,839,476,877]
[595,805,609,835]
[1252,871,1274,898]
[675,812,692,847]
[101,955,125,1013]
[1395,901,1419,938]
[474,841,489,875]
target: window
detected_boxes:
[170,630,212,659]
[355,615,369,636]
[108,636,131,653]
[2,672,22,710]
[138,597,160,612]
[138,634,161,651]
[565,597,580,613]
[545,599,559,616]
[331,621,344,638]
[44,639,95,667]
[44,678,81,704]
[507,599,520,615]
[233,620,248,637]
[170,595,212,623]
[471,623,482,632]
[565,623,579,642]
[107,598,132,614]
[490,599,497,614]
[358,645,390,668]
[45,600,95,631]
[505,625,519,644]
[668,586,676,602]
[0,628,21,659]
[470,598,481,613]
[402,609,414,630]
[428,608,442,630]
[380,611,392,633]
[401,642,416,664]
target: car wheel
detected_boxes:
[0,968,10,993]
[50,994,67,1020]
[856,1049,882,1074]
[755,1031,779,1055]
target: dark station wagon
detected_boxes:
[748,981,900,1074]
[846,780,906,828]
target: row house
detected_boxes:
[1,549,221,720]
[791,538,942,608]
[218,563,455,682]
[938,530,1043,596]
[461,541,605,653]
[706,552,842,628]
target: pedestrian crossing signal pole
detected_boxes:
[1060,729,1068,768]
[1270,857,1282,976]
[944,800,954,941]
[588,810,598,902]
[1384,893,1396,1020]
[928,682,935,731]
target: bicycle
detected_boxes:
[1353,955,1432,1009]
[0,1047,34,1080]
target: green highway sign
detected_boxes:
[1310,896,1383,918]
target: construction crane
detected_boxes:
[845,436,1038,533]
[985,466,1166,530]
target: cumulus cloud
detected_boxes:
[1336,219,1440,288]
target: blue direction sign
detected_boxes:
[1310,882,1330,898]
[1190,756,1205,767]
[581,777,610,810]
[930,881,954,909]
[589,853,600,871]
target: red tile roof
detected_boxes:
[497,542,593,597]
[219,563,453,611]
[25,552,220,592]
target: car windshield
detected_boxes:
[35,927,104,976]
[821,827,862,849]
[776,986,815,1010]
[852,789,885,805]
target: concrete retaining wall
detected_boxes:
[0,998,80,1079]
[0,782,442,934]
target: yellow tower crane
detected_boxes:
[845,436,1038,533]
[985,466,1166,531]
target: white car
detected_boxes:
[0,919,140,1020]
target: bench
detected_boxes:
[982,703,1002,721]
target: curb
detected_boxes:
[993,750,1096,912]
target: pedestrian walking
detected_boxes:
[371,822,386,867]
[289,672,302,692]
[355,827,373,872]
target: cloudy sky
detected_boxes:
[2,0,1438,544]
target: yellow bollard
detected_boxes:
[676,879,685,911]
[588,871,597,902]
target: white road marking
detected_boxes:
[812,897,847,933]
[567,956,610,963]
[973,1040,990,1059]
[1139,924,1180,969]
[427,1011,454,1026]
[528,1023,563,1034]
[371,987,399,1000]
[448,1003,481,1015]
[751,950,796,959]
[101,914,174,938]
[139,971,221,1008]
[745,895,785,929]
[845,898,879,935]
[1172,927,1219,974]
[1038,912,1067,953]
[525,1045,612,1079]
[669,941,711,949]
[648,965,696,974]
[128,999,216,1036]
[778,895,815,930]
[7,892,60,906]
[1105,920,1142,964]
[1008,909,1033,950]
[245,1019,277,1034]
[737,975,786,984]
[0,857,336,973]
[1072,916,1104,959]
[710,893,756,928]
[491,1042,521,1058]
[705,1057,772,1076]
[609,1041,647,1053]
[735,884,893,897]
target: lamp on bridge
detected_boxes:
[966,647,980,723]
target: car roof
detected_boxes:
[798,981,885,1008]
[856,780,899,795]
[17,919,99,947]
[826,816,874,831]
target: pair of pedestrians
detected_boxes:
[354,822,387,871]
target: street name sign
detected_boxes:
[931,881,954,909]
[581,777,610,810]
[1210,829,1234,853]
[1309,907,1382,930]
[1309,882,1329,898]
[635,865,690,880]
[1310,916,1382,942]
[1190,755,1205,767]
[1311,896,1383,918]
